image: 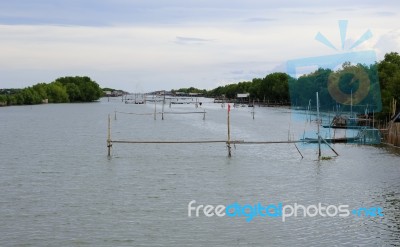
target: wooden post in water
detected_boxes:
[227,104,232,157]
[114,110,117,120]
[107,114,112,157]
[162,91,165,120]
[203,109,206,120]
[316,92,321,158]
[154,99,157,120]
[252,100,255,119]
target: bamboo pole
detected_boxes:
[113,140,227,144]
[154,99,157,120]
[107,114,112,157]
[320,137,339,156]
[316,92,321,158]
[162,90,165,120]
[294,144,304,159]
[227,104,232,157]
[252,100,255,119]
[111,140,303,144]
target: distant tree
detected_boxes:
[65,83,81,102]
[46,82,69,103]
[0,94,6,104]
[54,76,103,102]
[32,83,48,100]
[378,52,400,117]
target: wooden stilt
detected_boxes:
[252,100,255,119]
[316,92,321,158]
[162,90,165,120]
[227,104,232,157]
[320,137,339,156]
[294,143,304,159]
[154,99,157,120]
[107,114,112,157]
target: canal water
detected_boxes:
[0,98,399,246]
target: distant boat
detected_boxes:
[302,136,360,143]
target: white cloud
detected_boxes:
[0,1,400,91]
[374,29,400,59]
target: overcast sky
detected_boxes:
[0,0,399,92]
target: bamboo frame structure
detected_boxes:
[106,106,305,158]
[114,110,207,120]
[106,96,341,158]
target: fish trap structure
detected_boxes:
[106,105,314,158]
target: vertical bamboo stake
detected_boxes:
[154,98,157,120]
[107,114,112,157]
[316,92,321,158]
[252,100,255,119]
[350,89,353,118]
[227,104,232,157]
[162,91,165,120]
[373,109,375,141]
[203,109,206,120]
[114,110,117,120]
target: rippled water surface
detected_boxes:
[1,98,399,246]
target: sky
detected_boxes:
[0,0,399,92]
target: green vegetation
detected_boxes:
[1,52,399,120]
[171,52,400,120]
[289,63,381,112]
[207,72,289,103]
[378,52,400,117]
[171,87,208,95]
[290,52,400,119]
[0,76,103,105]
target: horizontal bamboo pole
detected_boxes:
[231,140,303,144]
[115,111,154,116]
[163,112,206,114]
[111,140,303,144]
[112,140,226,144]
[116,111,206,115]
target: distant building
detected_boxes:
[103,90,126,97]
[237,93,250,98]
[236,93,250,103]
[112,90,125,97]
[189,93,202,97]
[175,92,187,96]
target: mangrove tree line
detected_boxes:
[0,76,103,105]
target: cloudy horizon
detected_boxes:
[1,0,399,92]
